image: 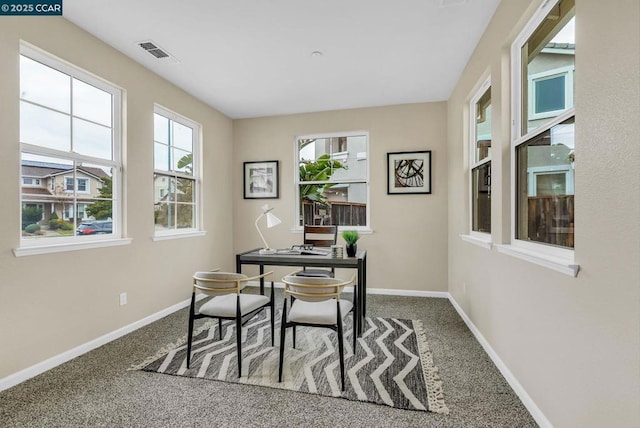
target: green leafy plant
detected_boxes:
[299,154,347,205]
[24,223,41,234]
[21,207,43,230]
[341,230,360,245]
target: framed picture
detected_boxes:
[243,160,279,199]
[387,151,432,194]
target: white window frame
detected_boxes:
[528,65,574,121]
[498,0,578,276]
[152,105,204,241]
[467,76,492,246]
[294,131,371,233]
[15,43,129,257]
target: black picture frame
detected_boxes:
[387,151,432,194]
[243,160,279,199]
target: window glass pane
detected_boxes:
[522,3,574,135]
[154,142,170,171]
[472,163,491,233]
[20,55,70,113]
[172,148,193,175]
[83,164,113,222]
[72,79,112,126]
[516,116,575,248]
[475,88,492,163]
[535,75,565,113]
[20,101,70,150]
[154,113,169,144]
[176,204,194,229]
[73,117,112,160]
[176,177,194,203]
[298,135,367,181]
[21,154,74,240]
[154,202,174,231]
[154,173,173,203]
[173,121,193,152]
[298,183,367,227]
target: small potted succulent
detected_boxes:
[341,230,360,257]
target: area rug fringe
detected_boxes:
[413,319,450,415]
[127,320,215,371]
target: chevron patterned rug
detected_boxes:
[133,310,449,414]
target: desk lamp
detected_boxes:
[255,204,281,254]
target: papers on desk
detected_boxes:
[275,247,330,256]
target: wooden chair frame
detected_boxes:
[187,269,275,378]
[278,273,356,391]
[297,224,338,277]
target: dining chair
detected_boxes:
[186,269,275,378]
[278,273,356,391]
[295,224,338,277]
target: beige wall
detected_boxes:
[0,18,234,378]
[232,103,449,291]
[447,1,640,426]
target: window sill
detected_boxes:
[495,244,579,277]
[152,230,207,241]
[14,238,132,257]
[460,234,492,249]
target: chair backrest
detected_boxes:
[193,271,248,295]
[282,274,353,302]
[303,225,338,248]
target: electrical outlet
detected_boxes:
[119,292,127,306]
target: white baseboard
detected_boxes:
[447,295,552,428]
[0,294,205,393]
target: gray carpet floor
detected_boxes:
[0,292,538,427]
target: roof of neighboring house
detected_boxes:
[21,160,110,180]
[21,187,52,196]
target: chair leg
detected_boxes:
[218,318,222,340]
[352,293,357,354]
[270,281,275,346]
[236,295,242,378]
[186,292,196,368]
[337,300,345,391]
[293,326,297,349]
[278,298,288,383]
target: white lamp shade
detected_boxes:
[265,212,281,228]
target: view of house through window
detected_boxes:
[19,46,120,242]
[297,133,368,227]
[153,107,199,233]
[514,0,575,250]
[471,82,491,234]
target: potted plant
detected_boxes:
[342,230,360,257]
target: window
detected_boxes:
[19,43,122,248]
[515,1,575,136]
[296,132,369,229]
[516,115,575,248]
[528,66,574,121]
[470,79,492,235]
[506,0,576,273]
[153,106,200,235]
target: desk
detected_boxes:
[236,248,367,336]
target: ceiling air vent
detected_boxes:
[137,40,178,63]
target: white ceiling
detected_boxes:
[63,0,500,119]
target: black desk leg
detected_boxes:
[259,264,265,295]
[357,259,364,336]
[362,255,367,318]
